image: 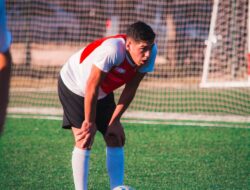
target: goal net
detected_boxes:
[5,0,250,122]
[200,0,250,88]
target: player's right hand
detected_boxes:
[72,121,97,150]
[105,120,125,147]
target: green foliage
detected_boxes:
[0,118,249,190]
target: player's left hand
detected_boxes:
[105,120,125,147]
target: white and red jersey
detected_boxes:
[60,34,157,99]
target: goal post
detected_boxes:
[200,0,219,87]
[200,0,250,88]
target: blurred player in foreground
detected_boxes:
[58,21,157,190]
[0,0,12,135]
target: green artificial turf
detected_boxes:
[0,118,249,190]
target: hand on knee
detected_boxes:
[72,121,97,150]
[105,122,125,147]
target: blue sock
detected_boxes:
[106,147,124,189]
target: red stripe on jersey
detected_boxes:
[80,34,126,63]
[79,34,137,94]
[100,59,137,94]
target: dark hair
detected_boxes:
[126,21,155,43]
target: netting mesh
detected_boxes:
[208,0,248,82]
[5,0,250,118]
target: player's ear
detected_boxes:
[125,39,132,51]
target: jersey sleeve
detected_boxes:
[138,43,158,73]
[92,38,125,73]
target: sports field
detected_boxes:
[0,117,249,190]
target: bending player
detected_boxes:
[58,21,157,190]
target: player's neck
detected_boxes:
[125,51,137,67]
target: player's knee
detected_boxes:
[72,128,95,150]
[105,134,125,147]
[74,137,95,150]
[74,138,85,149]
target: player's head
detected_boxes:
[125,21,155,67]
[126,21,155,43]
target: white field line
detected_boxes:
[122,119,250,129]
[10,87,57,92]
[8,114,62,121]
[123,111,250,123]
[7,114,249,129]
[7,109,250,129]
[8,108,250,123]
[8,107,63,115]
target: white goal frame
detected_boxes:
[200,0,250,88]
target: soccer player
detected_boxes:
[58,21,157,190]
[0,0,12,135]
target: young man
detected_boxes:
[0,0,12,135]
[58,21,157,190]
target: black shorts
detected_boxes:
[58,76,116,135]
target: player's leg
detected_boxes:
[96,93,125,190]
[106,146,124,190]
[0,50,11,135]
[58,76,90,190]
[71,127,92,190]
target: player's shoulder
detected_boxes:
[102,36,126,53]
[100,36,126,64]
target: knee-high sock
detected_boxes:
[72,147,90,190]
[106,147,124,189]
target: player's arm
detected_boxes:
[110,71,146,124]
[105,71,145,147]
[85,65,107,123]
[75,65,106,149]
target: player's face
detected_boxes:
[126,38,154,67]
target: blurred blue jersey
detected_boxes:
[0,0,11,52]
